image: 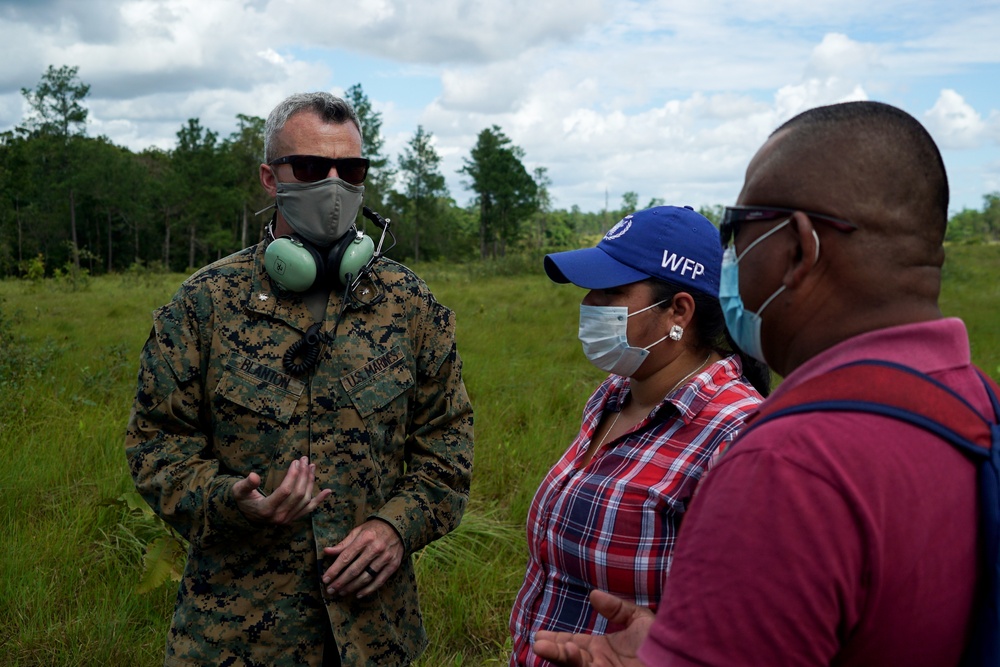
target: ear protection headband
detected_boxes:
[266,207,394,376]
[264,228,375,292]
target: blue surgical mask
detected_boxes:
[578,300,669,376]
[718,219,792,364]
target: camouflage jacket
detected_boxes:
[125,241,474,667]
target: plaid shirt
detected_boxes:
[509,355,763,667]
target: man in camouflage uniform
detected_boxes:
[125,92,474,667]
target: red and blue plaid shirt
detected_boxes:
[509,355,763,667]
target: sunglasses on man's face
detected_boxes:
[720,205,858,248]
[269,155,370,185]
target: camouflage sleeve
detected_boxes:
[124,286,253,547]
[371,292,474,553]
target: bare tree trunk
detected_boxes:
[15,197,23,263]
[479,199,488,259]
[413,203,421,263]
[241,201,249,248]
[498,211,508,258]
[164,209,171,268]
[69,187,80,270]
[107,210,113,273]
[188,223,196,269]
[127,213,138,265]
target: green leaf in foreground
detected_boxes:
[137,536,186,594]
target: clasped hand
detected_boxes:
[232,456,403,598]
[233,456,331,525]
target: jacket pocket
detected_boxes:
[340,346,413,418]
[211,355,306,476]
[216,354,305,424]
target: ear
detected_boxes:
[783,211,820,289]
[668,292,697,329]
[260,163,278,198]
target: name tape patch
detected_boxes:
[342,347,405,391]
[228,355,304,394]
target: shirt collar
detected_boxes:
[764,318,971,407]
[604,355,745,426]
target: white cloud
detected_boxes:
[774,78,869,122]
[990,110,1000,146]
[438,59,535,114]
[0,0,997,214]
[267,0,606,64]
[805,33,882,79]
[924,89,986,150]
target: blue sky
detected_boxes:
[0,0,997,216]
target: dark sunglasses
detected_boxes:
[268,155,370,185]
[720,205,858,248]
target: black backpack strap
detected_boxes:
[971,368,1000,666]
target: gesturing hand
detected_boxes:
[532,589,655,667]
[322,519,404,598]
[233,456,332,525]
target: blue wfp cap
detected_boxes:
[543,205,722,297]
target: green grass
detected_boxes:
[940,244,1000,378]
[1,244,998,666]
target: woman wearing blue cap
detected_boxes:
[508,205,770,667]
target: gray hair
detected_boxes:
[263,92,364,162]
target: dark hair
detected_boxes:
[774,101,949,234]
[649,279,771,397]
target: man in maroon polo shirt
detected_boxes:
[533,101,992,666]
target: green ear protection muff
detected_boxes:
[264,229,375,292]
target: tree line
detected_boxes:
[1,66,997,280]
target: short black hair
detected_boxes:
[774,101,948,230]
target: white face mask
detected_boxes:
[578,300,669,377]
[275,176,365,248]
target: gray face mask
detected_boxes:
[274,177,365,247]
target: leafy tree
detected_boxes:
[945,192,1000,243]
[620,191,639,217]
[538,207,580,250]
[20,65,90,138]
[983,193,1000,242]
[397,126,448,261]
[72,136,142,273]
[345,84,394,217]
[459,125,538,259]
[171,118,241,270]
[0,131,35,272]
[134,147,179,269]
[222,114,269,248]
[19,65,91,270]
[438,199,480,261]
[698,204,724,226]
[529,167,554,250]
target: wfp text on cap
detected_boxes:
[662,251,705,280]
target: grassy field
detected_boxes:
[1,243,998,666]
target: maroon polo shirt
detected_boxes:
[640,318,989,667]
